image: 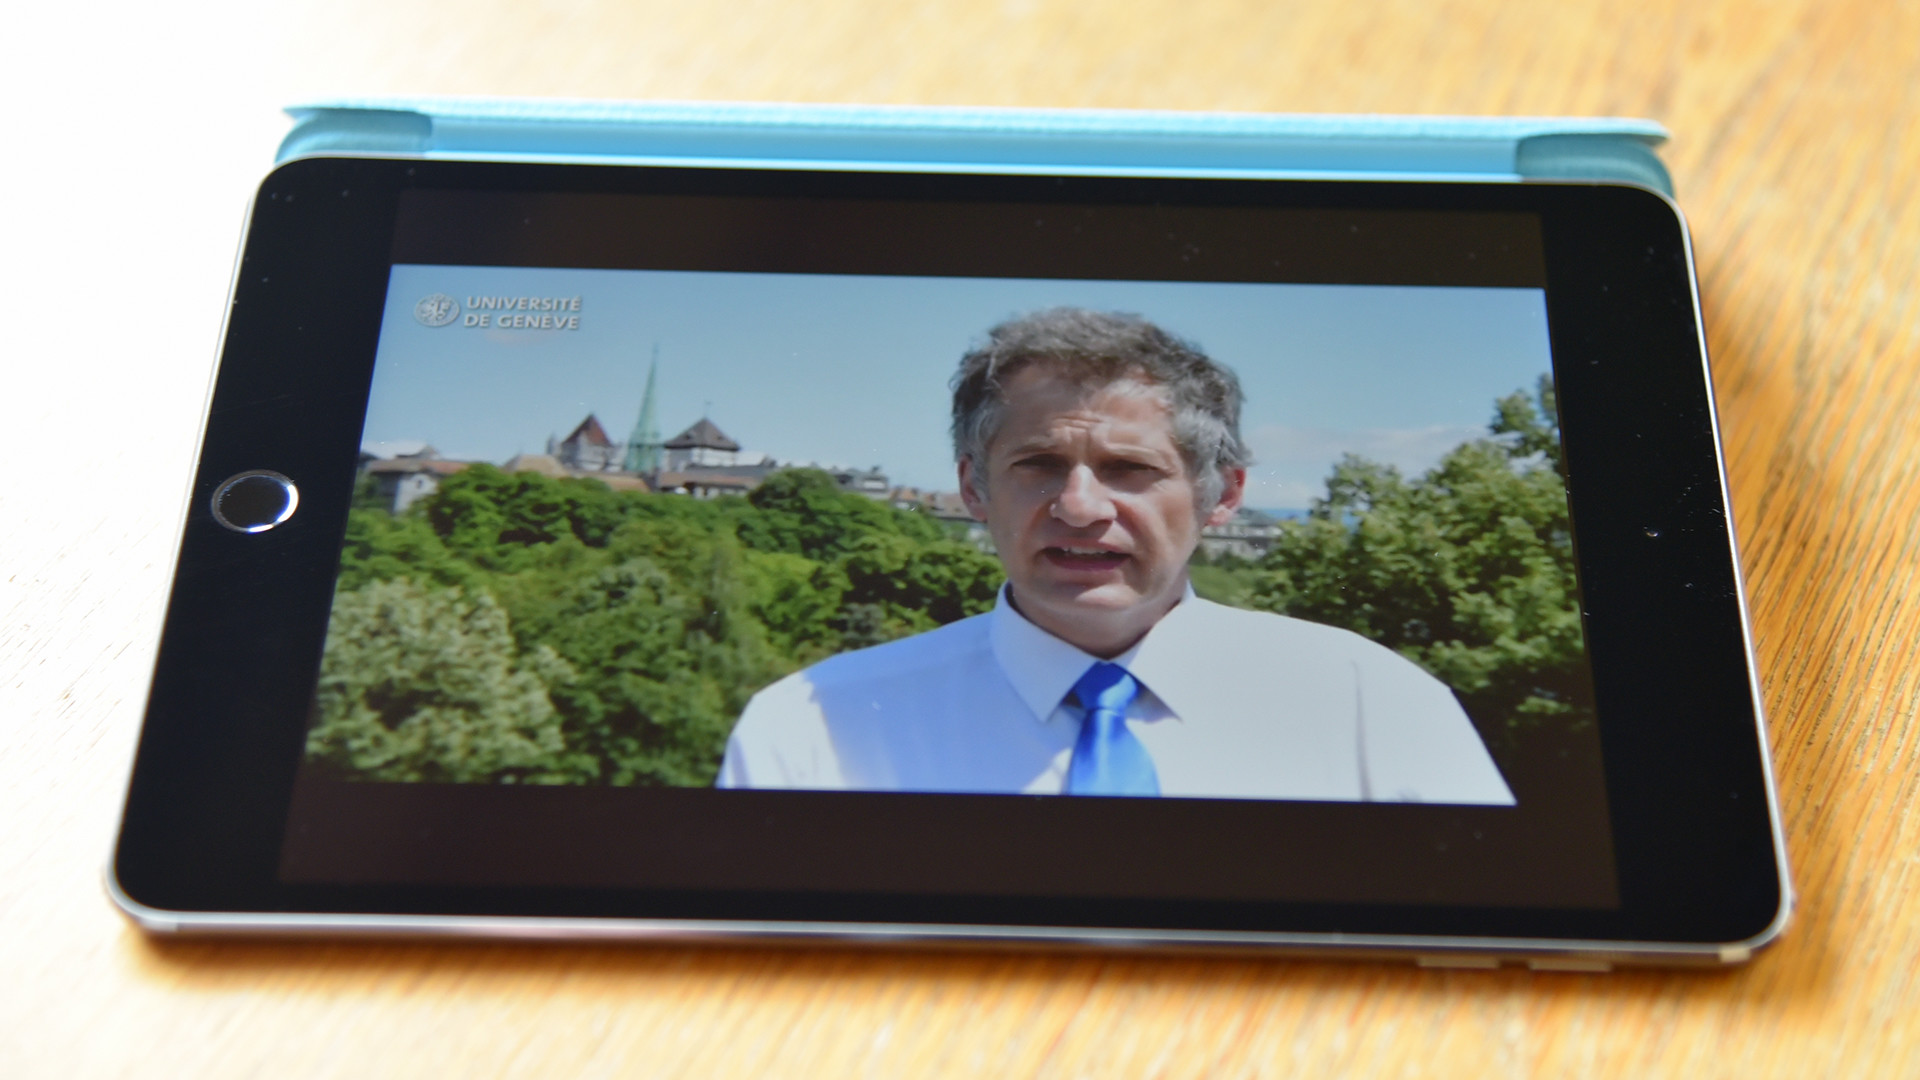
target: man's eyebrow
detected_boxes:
[1001,436,1067,457]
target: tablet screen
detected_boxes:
[275,185,1618,910]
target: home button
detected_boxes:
[211,470,299,533]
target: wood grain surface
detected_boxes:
[3,0,1917,1075]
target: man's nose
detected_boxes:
[1051,465,1115,526]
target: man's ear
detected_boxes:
[1204,467,1248,527]
[958,458,990,522]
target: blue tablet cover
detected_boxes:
[279,98,1673,195]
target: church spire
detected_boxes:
[624,346,662,474]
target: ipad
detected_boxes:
[110,156,1791,967]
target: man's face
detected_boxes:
[959,367,1245,657]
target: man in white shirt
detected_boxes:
[718,308,1513,804]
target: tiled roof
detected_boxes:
[562,414,615,447]
[662,417,740,451]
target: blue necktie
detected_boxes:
[1065,662,1160,796]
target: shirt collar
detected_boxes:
[987,583,1200,723]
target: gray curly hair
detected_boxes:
[949,307,1250,509]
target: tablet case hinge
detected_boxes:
[276,100,1674,196]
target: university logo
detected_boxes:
[414,293,460,327]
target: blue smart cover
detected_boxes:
[278,98,1673,194]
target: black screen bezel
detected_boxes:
[113,157,1784,946]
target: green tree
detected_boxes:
[1187,549,1262,610]
[1249,378,1591,737]
[335,508,477,592]
[425,465,639,568]
[1494,372,1564,479]
[306,578,583,783]
[515,551,782,786]
[742,549,849,664]
[739,468,943,560]
[838,533,1003,635]
[315,459,1018,786]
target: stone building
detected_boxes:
[889,486,993,550]
[504,452,650,492]
[662,417,747,470]
[1198,507,1285,561]
[359,445,471,513]
[549,415,622,472]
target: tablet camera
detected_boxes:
[210,470,299,533]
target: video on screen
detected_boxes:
[309,265,1592,805]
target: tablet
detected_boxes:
[110,154,1790,967]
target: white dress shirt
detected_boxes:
[717,588,1515,804]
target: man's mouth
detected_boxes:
[1041,546,1130,571]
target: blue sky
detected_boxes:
[367,265,1553,510]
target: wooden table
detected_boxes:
[3,0,1915,1074]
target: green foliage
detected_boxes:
[1187,551,1262,610]
[336,508,475,592]
[838,533,1003,633]
[739,468,944,560]
[426,465,636,568]
[1494,373,1564,479]
[741,549,848,664]
[306,578,583,783]
[511,553,781,786]
[1244,378,1592,736]
[315,465,1002,785]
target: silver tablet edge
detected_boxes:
[105,867,1789,970]
[1662,190,1797,939]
